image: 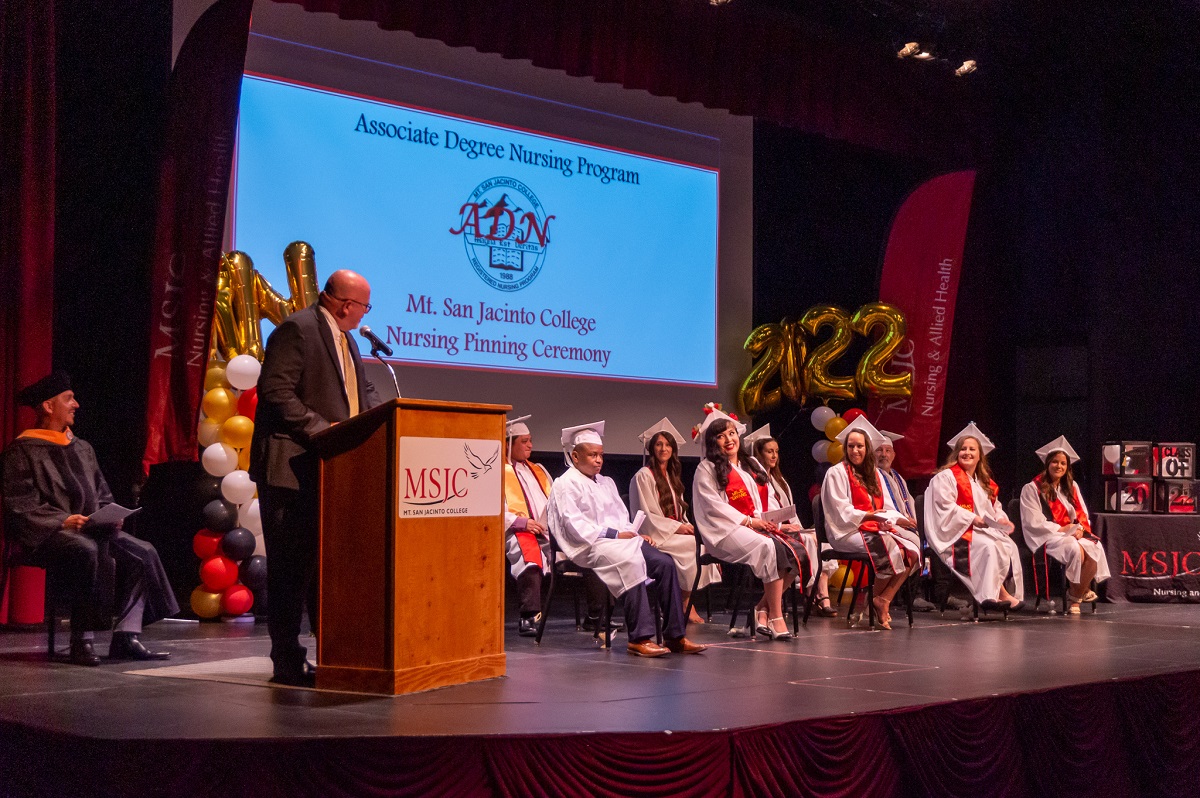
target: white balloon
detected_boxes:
[811,406,837,431]
[239,498,262,536]
[225,354,262,391]
[197,418,221,448]
[252,532,266,557]
[221,469,257,505]
[1102,444,1120,465]
[811,440,831,462]
[201,443,238,477]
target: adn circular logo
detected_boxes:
[449,177,555,292]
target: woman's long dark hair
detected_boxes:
[1036,451,1076,506]
[646,431,688,520]
[705,417,769,491]
[844,430,882,497]
[753,437,791,507]
[939,436,998,502]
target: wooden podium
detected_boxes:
[311,398,510,695]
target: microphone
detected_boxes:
[358,326,392,357]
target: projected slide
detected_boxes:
[233,75,719,385]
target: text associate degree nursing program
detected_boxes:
[407,294,598,336]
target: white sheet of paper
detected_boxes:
[630,510,647,534]
[761,505,796,525]
[89,503,139,526]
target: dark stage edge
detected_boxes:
[3,602,1200,797]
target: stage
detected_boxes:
[3,599,1200,796]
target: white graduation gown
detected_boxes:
[1019,481,1111,585]
[924,469,1024,603]
[547,466,647,598]
[628,467,719,590]
[820,465,921,577]
[690,458,779,582]
[764,476,823,586]
[503,460,553,580]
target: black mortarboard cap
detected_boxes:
[16,371,71,408]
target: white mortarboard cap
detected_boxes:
[1035,435,1080,464]
[506,414,532,438]
[741,424,773,448]
[946,422,996,454]
[691,405,746,442]
[880,430,904,443]
[639,417,687,447]
[835,416,888,451]
[561,421,605,450]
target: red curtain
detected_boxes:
[268,0,978,163]
[0,0,57,624]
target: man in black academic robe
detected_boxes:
[1,372,178,665]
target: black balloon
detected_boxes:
[221,527,256,561]
[202,499,238,533]
[240,554,267,591]
[195,474,223,502]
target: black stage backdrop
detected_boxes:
[16,0,1200,515]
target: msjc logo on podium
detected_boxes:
[399,437,502,518]
[449,177,555,292]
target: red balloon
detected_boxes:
[192,530,223,560]
[221,584,254,616]
[842,408,866,422]
[808,484,821,501]
[200,555,239,591]
[237,386,258,420]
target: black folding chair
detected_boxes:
[803,494,914,629]
[1008,498,1097,615]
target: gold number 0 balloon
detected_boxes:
[851,302,912,398]
[798,305,856,401]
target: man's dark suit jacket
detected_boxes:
[249,304,381,492]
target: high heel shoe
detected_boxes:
[814,594,838,617]
[754,608,771,636]
[766,618,793,640]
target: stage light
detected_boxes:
[709,0,732,6]
[897,42,920,58]
[955,59,978,76]
[913,50,934,61]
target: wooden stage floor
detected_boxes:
[2,599,1199,741]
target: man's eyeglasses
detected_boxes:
[328,294,372,313]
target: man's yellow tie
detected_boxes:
[339,333,360,416]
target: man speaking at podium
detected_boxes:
[250,269,381,687]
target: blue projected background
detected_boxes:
[233,75,720,385]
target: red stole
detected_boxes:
[1033,475,1093,534]
[724,466,767,515]
[843,463,884,532]
[950,463,998,512]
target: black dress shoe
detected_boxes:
[270,668,316,688]
[108,633,171,661]
[69,640,101,667]
[517,614,541,637]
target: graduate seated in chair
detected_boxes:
[546,421,705,658]
[1,372,178,666]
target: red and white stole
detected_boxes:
[725,466,767,515]
[843,463,884,533]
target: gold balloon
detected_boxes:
[238,446,251,471]
[826,441,845,464]
[201,388,238,424]
[851,302,913,398]
[219,415,255,450]
[780,318,806,405]
[190,586,222,619]
[197,418,222,449]
[799,305,856,401]
[739,323,786,415]
[824,416,848,441]
[204,364,230,392]
[211,242,319,361]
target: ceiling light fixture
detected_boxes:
[897,42,920,58]
[955,59,977,76]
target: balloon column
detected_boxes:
[191,355,267,620]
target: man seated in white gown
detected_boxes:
[546,421,706,658]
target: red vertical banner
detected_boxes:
[868,171,977,476]
[142,0,252,474]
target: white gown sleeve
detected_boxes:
[923,469,978,555]
[547,473,611,554]
[692,460,753,543]
[633,468,683,545]
[820,466,871,545]
[1019,482,1063,551]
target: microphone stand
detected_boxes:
[371,349,401,399]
